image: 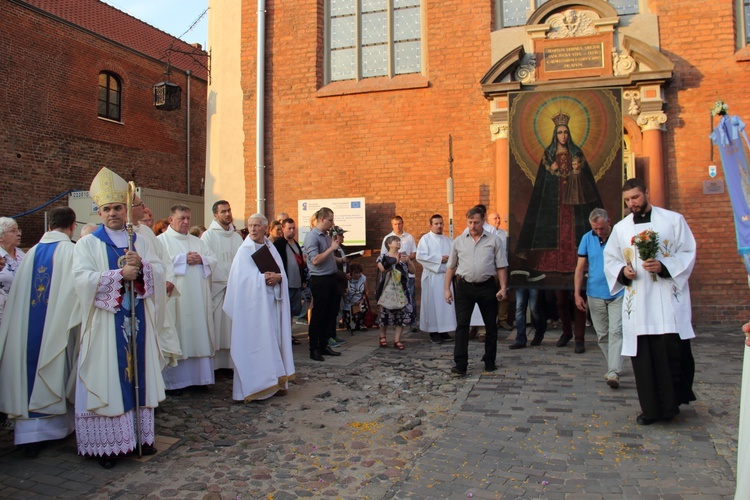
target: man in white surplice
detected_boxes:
[201,200,243,370]
[416,214,456,344]
[603,178,696,426]
[158,204,217,391]
[224,214,295,402]
[0,207,79,458]
[131,194,181,367]
[73,167,165,468]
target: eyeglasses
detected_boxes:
[132,202,144,208]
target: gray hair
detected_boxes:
[247,213,269,226]
[589,208,609,222]
[0,217,18,238]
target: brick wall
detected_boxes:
[0,1,207,243]
[240,0,750,326]
[650,0,750,325]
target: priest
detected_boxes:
[604,178,696,426]
[0,207,79,457]
[73,167,166,468]
[201,200,243,371]
[416,214,456,343]
[158,204,217,391]
[224,214,295,402]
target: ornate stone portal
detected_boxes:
[481,0,675,209]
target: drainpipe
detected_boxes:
[256,0,266,215]
[186,69,192,194]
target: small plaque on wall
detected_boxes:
[703,180,725,194]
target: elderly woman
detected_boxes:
[0,217,25,324]
[376,234,415,349]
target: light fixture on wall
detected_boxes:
[153,58,182,111]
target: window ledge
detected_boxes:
[316,74,430,98]
[97,116,124,125]
[735,45,750,62]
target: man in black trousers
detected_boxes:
[444,206,508,375]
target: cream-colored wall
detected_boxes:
[205,0,246,228]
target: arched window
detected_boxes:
[497,0,639,29]
[98,71,121,121]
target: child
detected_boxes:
[343,263,369,331]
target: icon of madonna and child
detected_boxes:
[509,90,623,288]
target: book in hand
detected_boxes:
[252,244,281,274]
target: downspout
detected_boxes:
[256,0,266,214]
[186,69,192,194]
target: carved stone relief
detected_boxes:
[612,48,637,76]
[514,54,536,85]
[547,9,599,39]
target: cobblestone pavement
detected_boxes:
[0,323,743,499]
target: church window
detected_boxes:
[98,71,121,122]
[496,0,638,29]
[328,0,422,82]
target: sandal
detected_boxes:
[394,341,405,350]
[379,336,388,348]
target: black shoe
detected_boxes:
[291,337,301,345]
[530,336,543,346]
[165,389,184,397]
[450,367,467,376]
[430,334,444,344]
[310,350,325,361]
[508,342,526,350]
[322,346,342,356]
[140,443,157,456]
[439,332,454,342]
[574,342,585,354]
[636,414,657,426]
[556,335,572,347]
[411,326,419,332]
[98,456,117,469]
[484,364,498,372]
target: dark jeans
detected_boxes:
[454,278,498,371]
[309,274,339,351]
[556,290,586,342]
[514,288,546,344]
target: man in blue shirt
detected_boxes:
[574,208,624,389]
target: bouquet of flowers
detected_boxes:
[631,229,660,281]
[711,100,728,117]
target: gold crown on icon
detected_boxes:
[551,111,570,127]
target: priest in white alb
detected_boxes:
[158,204,217,391]
[131,193,182,367]
[224,214,295,402]
[0,207,79,458]
[73,168,166,468]
[604,178,696,426]
[416,214,456,343]
[201,200,243,370]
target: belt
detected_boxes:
[458,277,493,286]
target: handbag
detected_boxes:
[377,268,407,309]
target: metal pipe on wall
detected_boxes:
[186,69,192,194]
[256,0,266,215]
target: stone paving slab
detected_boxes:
[0,324,743,499]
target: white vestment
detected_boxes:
[603,206,696,356]
[0,231,79,444]
[737,346,750,499]
[135,225,181,367]
[158,227,217,389]
[201,220,242,370]
[73,229,165,456]
[224,237,295,402]
[416,231,456,332]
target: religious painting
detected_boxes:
[508,88,623,290]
